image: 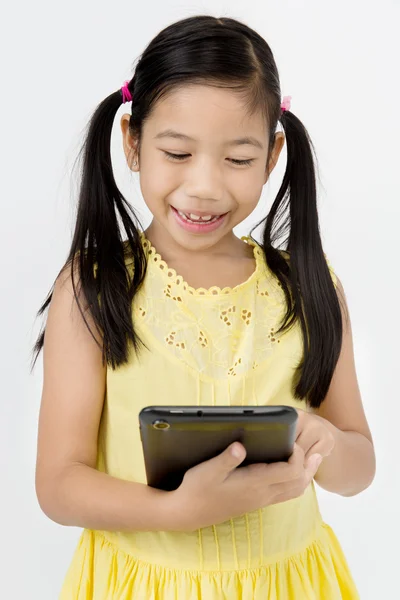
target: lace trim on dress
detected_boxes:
[139,231,265,297]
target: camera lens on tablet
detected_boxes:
[152,420,170,430]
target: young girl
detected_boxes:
[33,15,375,600]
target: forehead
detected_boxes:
[145,84,268,146]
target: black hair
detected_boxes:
[31,15,346,408]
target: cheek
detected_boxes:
[231,165,265,195]
[139,162,177,204]
[232,178,264,212]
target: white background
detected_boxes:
[1,1,399,598]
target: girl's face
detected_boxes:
[121,84,284,252]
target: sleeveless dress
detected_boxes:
[59,232,359,599]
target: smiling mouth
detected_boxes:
[170,205,229,232]
[171,207,228,223]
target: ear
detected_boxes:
[264,132,285,183]
[120,113,139,171]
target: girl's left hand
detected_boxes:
[295,409,336,462]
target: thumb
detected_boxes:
[205,442,246,478]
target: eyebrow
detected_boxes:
[153,128,264,150]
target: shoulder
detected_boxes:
[55,258,104,346]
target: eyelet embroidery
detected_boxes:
[163,283,183,302]
[130,233,335,379]
[198,330,208,348]
[228,357,242,376]
[268,327,280,343]
[241,309,252,325]
[165,330,186,350]
[256,279,270,296]
[140,232,263,297]
[165,331,176,345]
[220,305,236,326]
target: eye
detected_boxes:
[164,151,190,161]
[230,158,254,166]
[163,151,254,166]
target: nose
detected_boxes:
[184,157,224,202]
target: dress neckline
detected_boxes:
[139,231,264,297]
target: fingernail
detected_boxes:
[231,443,242,458]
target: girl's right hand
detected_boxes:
[169,442,322,531]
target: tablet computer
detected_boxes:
[139,405,298,491]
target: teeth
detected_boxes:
[190,213,214,221]
[178,210,220,223]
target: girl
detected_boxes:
[33,14,375,600]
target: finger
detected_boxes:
[261,443,305,485]
[269,452,322,503]
[295,430,316,457]
[194,442,247,482]
[288,442,305,467]
[238,443,305,488]
[269,477,306,497]
[219,442,247,476]
[304,440,332,461]
[270,485,305,505]
[304,453,323,484]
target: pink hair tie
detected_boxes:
[121,80,132,104]
[280,95,292,112]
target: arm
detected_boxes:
[46,464,179,532]
[312,276,376,496]
[35,266,179,532]
[313,421,375,497]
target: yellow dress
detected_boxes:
[59,232,359,599]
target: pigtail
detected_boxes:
[254,110,345,408]
[31,86,148,372]
[32,15,347,409]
